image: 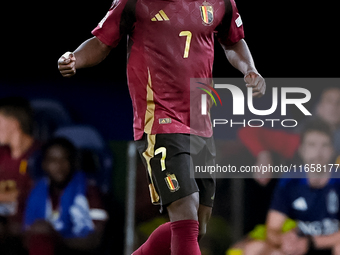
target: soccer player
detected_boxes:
[233,120,340,255]
[58,0,266,254]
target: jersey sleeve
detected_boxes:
[216,0,245,46]
[269,179,291,216]
[91,0,135,48]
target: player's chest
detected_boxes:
[290,189,340,219]
[136,0,225,33]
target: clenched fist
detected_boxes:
[58,52,76,77]
[244,71,266,98]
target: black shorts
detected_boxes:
[135,133,216,208]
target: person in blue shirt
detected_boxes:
[24,137,108,255]
[230,120,340,255]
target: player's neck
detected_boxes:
[308,177,329,189]
[9,132,34,159]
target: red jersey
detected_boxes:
[92,0,244,140]
[0,141,40,222]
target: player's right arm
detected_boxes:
[266,209,287,247]
[58,37,112,77]
[58,0,134,78]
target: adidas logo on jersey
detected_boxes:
[293,197,308,211]
[151,10,169,21]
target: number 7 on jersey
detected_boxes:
[179,31,192,58]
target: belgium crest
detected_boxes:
[200,2,214,25]
[164,173,180,192]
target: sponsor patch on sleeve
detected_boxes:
[235,15,242,27]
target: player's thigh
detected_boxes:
[136,133,200,208]
[167,192,200,221]
[197,204,212,239]
[150,134,199,207]
[192,136,216,208]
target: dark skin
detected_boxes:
[58,37,266,97]
[26,145,105,252]
[58,33,265,240]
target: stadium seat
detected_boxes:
[54,125,113,194]
[30,99,73,142]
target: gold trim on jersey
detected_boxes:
[151,10,169,21]
[142,134,160,204]
[144,68,155,134]
[142,69,159,204]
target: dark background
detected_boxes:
[2,0,339,141]
[1,1,339,254]
[4,0,339,81]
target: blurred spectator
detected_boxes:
[238,87,340,184]
[238,87,340,234]
[0,97,40,254]
[315,87,340,135]
[24,137,108,255]
[228,120,340,255]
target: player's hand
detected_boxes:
[244,71,266,98]
[281,230,309,255]
[58,51,76,77]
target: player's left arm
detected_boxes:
[217,0,265,97]
[221,39,266,98]
[312,231,340,250]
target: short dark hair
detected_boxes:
[42,137,78,170]
[0,97,33,135]
[300,119,333,144]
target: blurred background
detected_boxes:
[1,0,339,254]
